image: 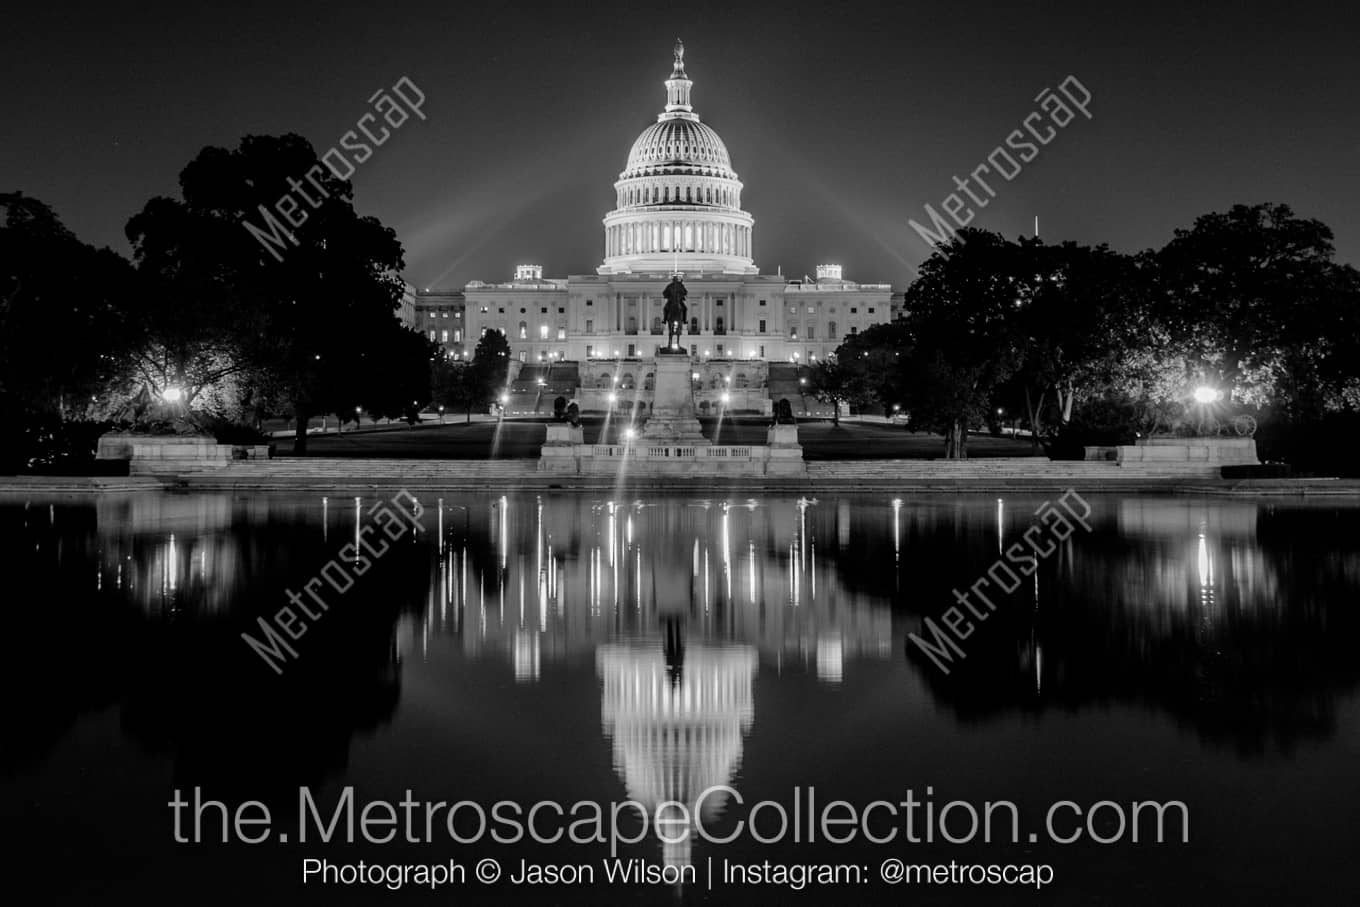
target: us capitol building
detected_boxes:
[414,41,899,413]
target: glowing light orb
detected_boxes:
[1193,386,1221,404]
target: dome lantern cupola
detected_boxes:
[664,39,694,115]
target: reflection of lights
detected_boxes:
[513,630,541,683]
[608,392,618,404]
[892,498,902,562]
[1197,532,1212,588]
[166,533,177,594]
[720,392,730,404]
[161,386,184,403]
[997,497,1004,554]
[1193,386,1221,404]
[623,427,636,441]
[816,636,844,685]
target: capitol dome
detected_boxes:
[623,118,735,179]
[598,40,757,276]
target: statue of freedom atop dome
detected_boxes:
[662,276,688,350]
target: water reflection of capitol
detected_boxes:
[420,496,895,682]
[414,495,894,872]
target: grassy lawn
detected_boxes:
[286,416,1039,460]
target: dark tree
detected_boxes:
[126,134,408,453]
[0,193,135,417]
[1153,202,1360,419]
[805,357,860,425]
[897,230,1024,458]
[468,329,512,413]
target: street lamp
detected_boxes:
[161,386,184,404]
[1193,386,1222,404]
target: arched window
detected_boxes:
[644,372,655,390]
[620,372,635,389]
[735,372,749,388]
[597,373,610,388]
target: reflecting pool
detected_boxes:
[2,492,1359,904]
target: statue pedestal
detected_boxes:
[641,351,709,445]
[539,423,584,473]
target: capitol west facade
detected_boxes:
[420,42,899,411]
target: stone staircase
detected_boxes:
[766,363,832,416]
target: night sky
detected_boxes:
[5,0,1357,290]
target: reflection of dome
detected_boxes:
[598,641,757,869]
[599,40,757,276]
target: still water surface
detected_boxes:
[2,492,1359,905]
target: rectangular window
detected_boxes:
[586,345,594,358]
[557,327,566,341]
[716,299,724,306]
[498,307,505,314]
[428,330,436,340]
[586,299,593,306]
[691,345,698,357]
[759,345,765,357]
[627,344,636,357]
[807,326,815,340]
[716,344,724,356]
[586,319,593,332]
[539,325,549,339]
[759,299,766,306]
[868,307,875,314]
[850,307,858,314]
[541,307,548,314]
[453,330,462,342]
[850,326,858,334]
[442,311,449,318]
[480,306,488,314]
[558,307,565,314]
[807,306,815,314]
[758,319,766,332]
[441,330,449,342]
